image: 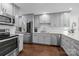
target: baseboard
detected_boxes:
[24,43,60,47]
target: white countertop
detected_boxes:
[62,32,79,41]
[33,31,79,41]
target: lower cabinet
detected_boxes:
[61,35,77,56]
[73,40,79,56]
[18,34,23,52]
[51,34,60,45]
[23,33,32,43]
[33,33,51,44]
[33,33,60,45]
[33,33,39,43]
[33,33,79,56]
[38,33,51,45]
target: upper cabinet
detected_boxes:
[39,14,50,24]
[34,12,70,28]
[0,3,20,26]
[63,13,70,27]
[0,3,20,16]
[34,15,40,28]
[0,3,13,15]
[50,12,70,27]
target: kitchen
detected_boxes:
[0,3,79,56]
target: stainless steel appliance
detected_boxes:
[0,29,18,56]
[0,15,15,26]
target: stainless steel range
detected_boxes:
[0,29,19,56]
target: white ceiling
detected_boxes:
[15,3,79,15]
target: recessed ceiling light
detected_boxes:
[69,8,72,11]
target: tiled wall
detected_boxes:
[0,25,16,34]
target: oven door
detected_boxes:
[0,36,18,56]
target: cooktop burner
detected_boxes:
[0,32,10,40]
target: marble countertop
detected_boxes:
[62,33,79,41]
[33,31,79,41]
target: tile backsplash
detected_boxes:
[38,24,69,33]
[0,25,16,34]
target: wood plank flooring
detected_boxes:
[18,44,67,56]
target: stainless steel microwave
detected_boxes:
[0,15,15,25]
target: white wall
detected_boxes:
[0,25,16,34]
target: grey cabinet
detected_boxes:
[23,33,32,43]
[38,33,51,45]
[34,15,40,28]
[73,40,79,56]
[34,12,70,29]
[33,33,51,45]
[51,34,60,45]
[50,13,70,27]
[33,33,59,45]
[33,33,39,43]
[38,34,45,44]
[61,35,76,56]
[44,34,51,44]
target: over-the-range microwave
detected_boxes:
[0,15,15,25]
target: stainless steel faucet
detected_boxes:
[69,22,76,33]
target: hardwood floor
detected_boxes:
[18,44,67,56]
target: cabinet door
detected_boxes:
[18,34,23,52]
[39,14,50,23]
[34,15,40,28]
[50,14,56,27]
[33,34,39,43]
[23,34,31,43]
[2,3,13,15]
[51,34,58,45]
[61,35,76,56]
[43,34,51,45]
[63,13,70,27]
[73,40,79,56]
[38,34,45,44]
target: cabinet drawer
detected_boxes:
[62,36,72,42]
[33,34,39,43]
[74,40,79,46]
[74,43,79,56]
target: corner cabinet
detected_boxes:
[61,35,77,56]
[51,34,60,45]
[73,39,79,56]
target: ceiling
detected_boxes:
[15,3,79,15]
